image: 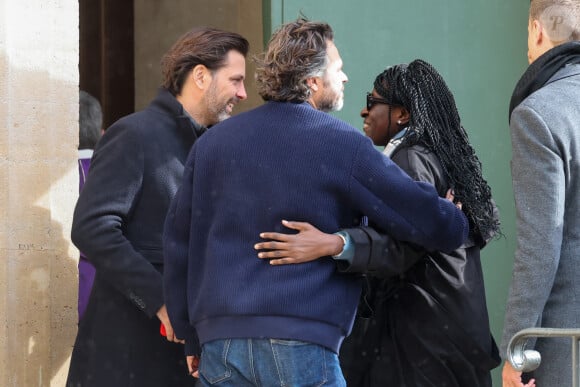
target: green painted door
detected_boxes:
[264,1,530,384]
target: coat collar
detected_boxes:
[150,88,206,139]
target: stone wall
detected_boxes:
[0,0,79,385]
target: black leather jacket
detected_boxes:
[338,145,500,387]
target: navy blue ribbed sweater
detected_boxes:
[163,101,468,354]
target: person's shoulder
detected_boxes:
[392,143,435,163]
[548,63,580,84]
[201,104,264,139]
[224,102,270,124]
[299,108,362,142]
[524,65,580,105]
[97,109,159,151]
[394,143,430,156]
[262,101,357,129]
[211,101,358,133]
[194,106,260,147]
[392,144,441,175]
[328,114,360,133]
[515,70,580,127]
[105,111,146,136]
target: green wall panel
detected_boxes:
[265,1,531,384]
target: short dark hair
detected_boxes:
[255,18,333,102]
[161,27,249,95]
[530,0,580,42]
[79,90,102,150]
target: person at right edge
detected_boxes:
[256,59,502,386]
[500,0,580,386]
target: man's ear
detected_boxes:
[192,64,210,89]
[306,77,320,92]
[531,19,544,46]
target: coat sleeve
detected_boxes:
[500,103,565,357]
[347,138,468,253]
[70,125,164,318]
[336,227,425,277]
[338,146,447,276]
[163,145,200,355]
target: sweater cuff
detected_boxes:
[334,228,371,273]
[184,330,201,356]
[332,231,354,262]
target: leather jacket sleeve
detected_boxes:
[336,227,425,277]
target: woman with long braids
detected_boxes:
[255,59,502,386]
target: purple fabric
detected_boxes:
[78,156,95,321]
[79,158,91,192]
[78,257,96,319]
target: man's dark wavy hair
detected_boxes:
[161,27,249,96]
[255,18,333,102]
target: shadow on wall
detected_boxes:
[0,56,79,386]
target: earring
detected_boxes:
[397,120,402,125]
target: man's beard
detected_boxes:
[317,79,344,113]
[214,101,234,123]
[206,80,237,125]
[317,92,344,113]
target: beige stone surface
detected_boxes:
[0,0,79,385]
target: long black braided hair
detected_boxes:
[374,59,500,240]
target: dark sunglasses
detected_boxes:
[366,92,391,111]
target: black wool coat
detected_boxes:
[66,89,202,387]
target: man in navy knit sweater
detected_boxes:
[163,18,469,386]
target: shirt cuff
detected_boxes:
[332,231,354,263]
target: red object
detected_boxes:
[160,323,167,337]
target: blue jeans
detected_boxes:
[198,338,346,386]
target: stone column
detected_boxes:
[0,0,79,385]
